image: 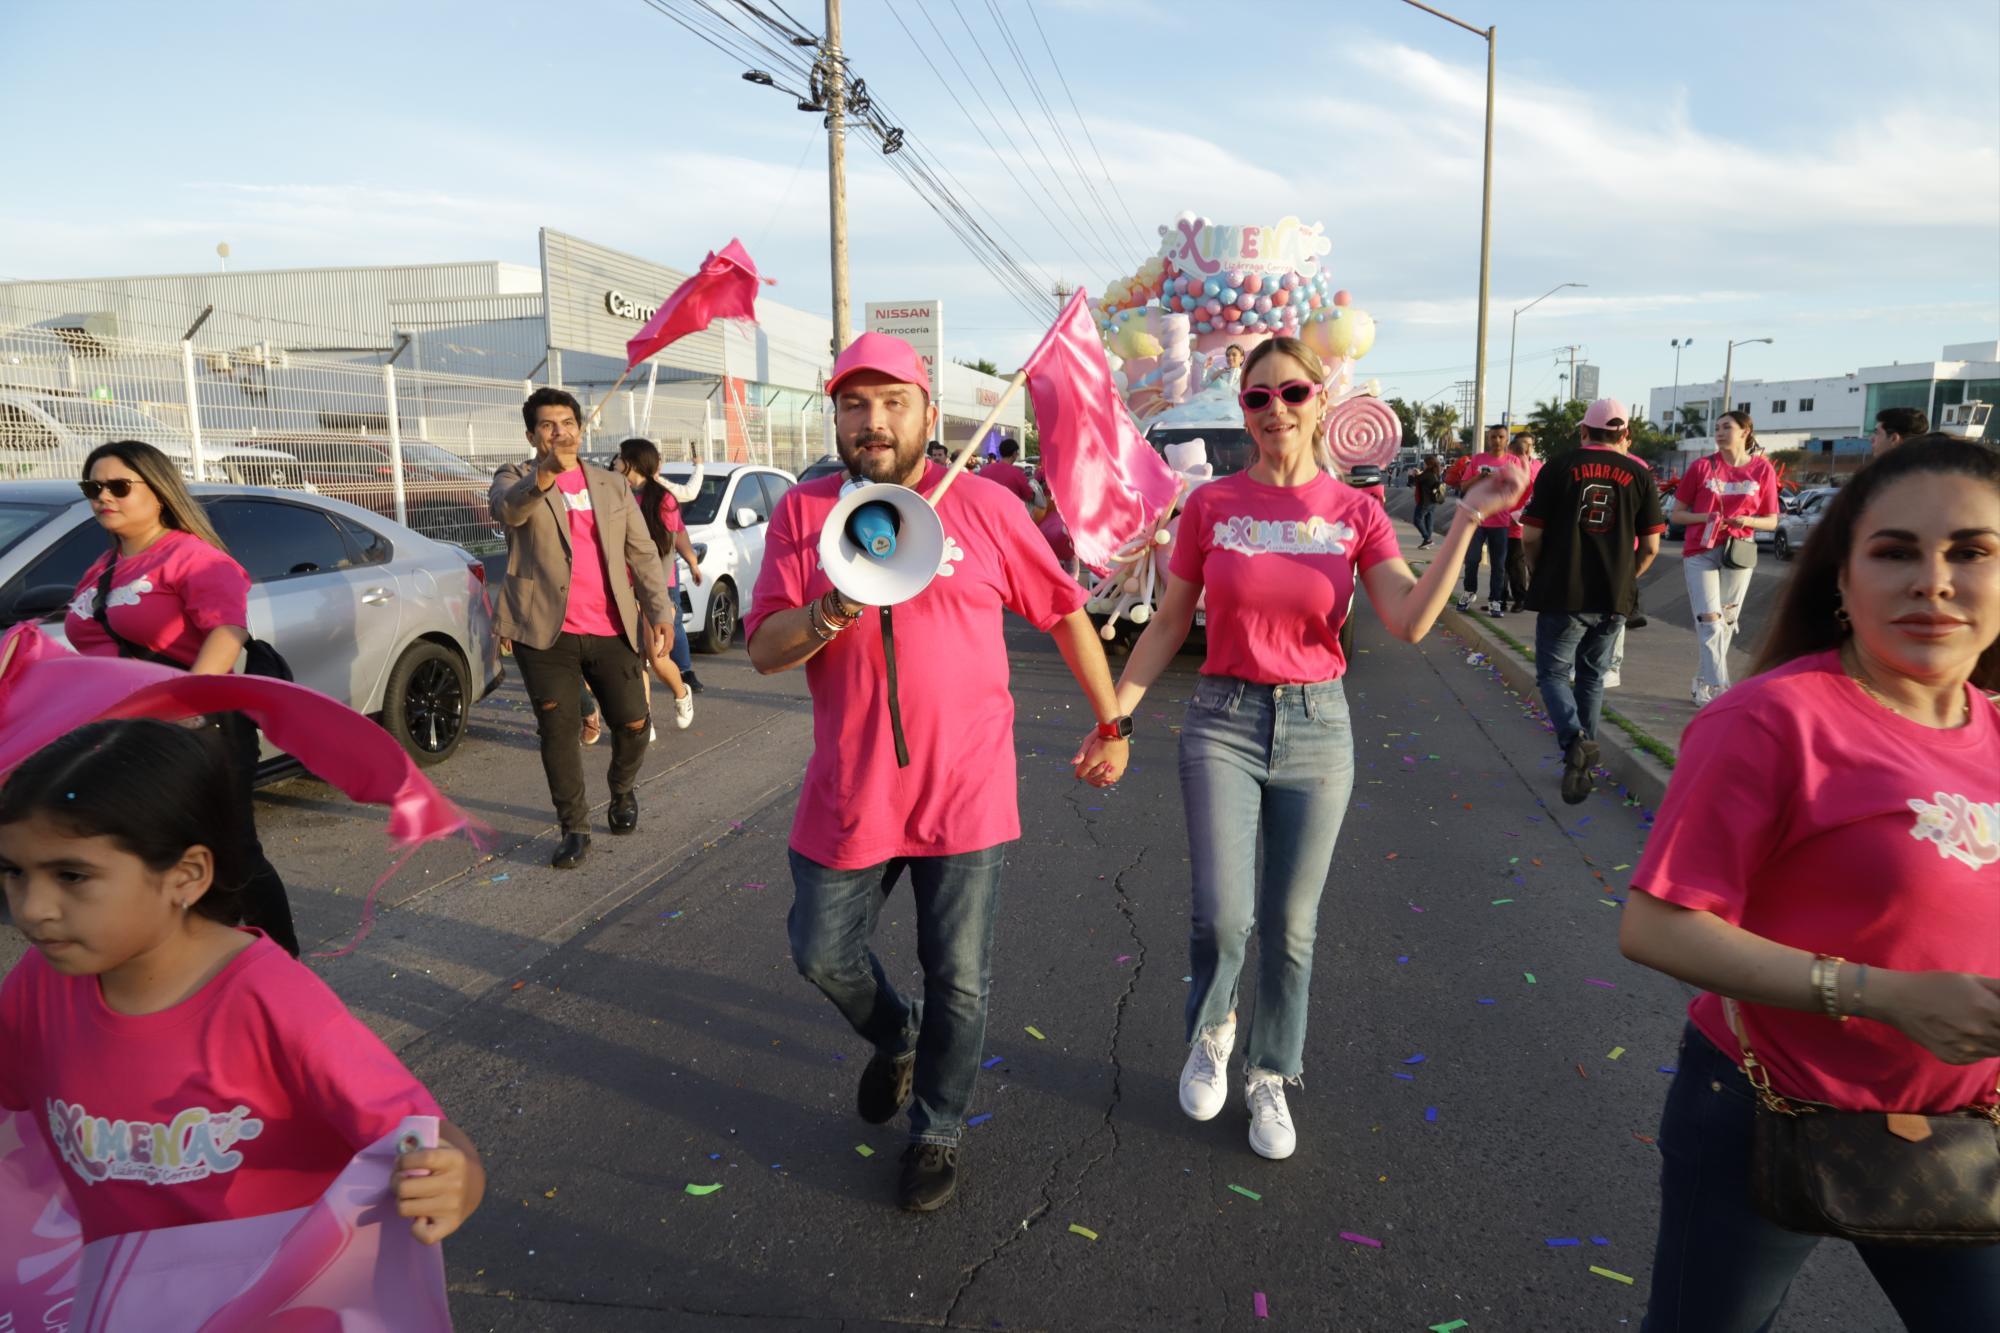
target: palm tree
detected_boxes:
[1675,402,1707,440]
[1422,404,1459,450]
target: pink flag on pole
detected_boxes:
[0,1111,451,1332]
[1020,289,1181,573]
[624,238,770,371]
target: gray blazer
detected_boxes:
[489,459,675,654]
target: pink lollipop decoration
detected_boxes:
[1323,394,1402,470]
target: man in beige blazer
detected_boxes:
[492,387,675,868]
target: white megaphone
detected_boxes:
[818,478,948,607]
[815,369,1030,607]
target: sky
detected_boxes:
[4,0,1997,425]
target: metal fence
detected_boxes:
[0,328,833,552]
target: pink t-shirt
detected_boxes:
[0,933,441,1243]
[555,468,622,638]
[656,490,686,589]
[1169,471,1402,685]
[746,464,1087,869]
[1673,453,1779,555]
[1454,453,1516,528]
[65,530,250,668]
[1632,651,2000,1113]
[981,459,1036,505]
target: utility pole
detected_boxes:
[824,0,851,353]
[1555,345,1583,403]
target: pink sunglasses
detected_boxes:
[1238,380,1322,412]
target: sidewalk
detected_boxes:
[1385,497,1754,809]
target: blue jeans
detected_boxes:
[1413,503,1436,543]
[669,601,693,673]
[1461,525,1508,600]
[1642,1023,2000,1332]
[787,845,1006,1147]
[1535,610,1625,751]
[1179,677,1354,1079]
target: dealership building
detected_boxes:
[0,228,1024,469]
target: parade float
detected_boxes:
[1077,212,1404,641]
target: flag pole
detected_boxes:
[584,363,640,432]
[931,370,1029,504]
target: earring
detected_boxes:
[1833,596,1852,631]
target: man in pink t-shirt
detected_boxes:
[491,389,675,870]
[980,438,1036,506]
[747,332,1127,1214]
[1452,424,1517,617]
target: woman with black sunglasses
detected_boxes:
[61,440,301,955]
[1107,337,1526,1160]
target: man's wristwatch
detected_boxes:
[1095,715,1135,742]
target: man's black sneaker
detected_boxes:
[1561,738,1600,805]
[898,1143,959,1212]
[683,670,705,694]
[1626,612,1649,630]
[858,1048,915,1124]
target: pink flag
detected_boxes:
[1,1111,451,1332]
[624,238,769,371]
[1020,290,1181,573]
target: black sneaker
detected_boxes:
[857,1048,915,1124]
[898,1142,959,1212]
[683,670,705,694]
[1561,739,1600,805]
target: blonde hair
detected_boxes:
[1239,336,1334,470]
[82,440,229,551]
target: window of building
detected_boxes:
[1771,400,1787,413]
[1736,402,1750,414]
[1799,397,1814,411]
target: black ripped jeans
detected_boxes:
[512,632,651,833]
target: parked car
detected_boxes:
[226,433,503,551]
[1772,487,1838,560]
[0,480,503,772]
[798,454,847,485]
[655,462,795,653]
[0,390,304,486]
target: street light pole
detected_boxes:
[824,0,851,354]
[1670,337,1691,437]
[1401,0,1495,437]
[1506,281,1585,427]
[1721,337,1773,435]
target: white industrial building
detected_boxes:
[0,228,1024,468]
[1650,340,2000,458]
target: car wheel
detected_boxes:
[1774,530,1791,560]
[695,578,737,654]
[381,640,469,765]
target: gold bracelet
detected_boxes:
[1813,954,1849,1022]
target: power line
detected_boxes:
[1022,0,1148,246]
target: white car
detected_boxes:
[1772,487,1837,560]
[656,462,796,653]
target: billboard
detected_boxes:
[1574,363,1600,402]
[864,300,943,441]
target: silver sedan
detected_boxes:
[0,480,503,772]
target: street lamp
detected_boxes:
[1721,337,1774,438]
[1670,337,1692,438]
[1506,282,1585,427]
[1400,0,1496,438]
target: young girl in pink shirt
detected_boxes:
[1110,336,1525,1160]
[0,718,485,1249]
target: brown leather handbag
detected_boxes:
[1727,1001,2000,1246]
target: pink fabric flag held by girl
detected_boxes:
[0,624,483,954]
[1020,289,1181,573]
[0,1111,451,1332]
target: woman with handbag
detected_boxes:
[1668,410,1781,706]
[63,440,301,956]
[1621,435,2000,1331]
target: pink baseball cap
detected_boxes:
[1581,397,1629,430]
[827,332,931,398]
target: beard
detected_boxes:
[837,427,928,486]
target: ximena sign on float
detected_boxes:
[1159,213,1332,278]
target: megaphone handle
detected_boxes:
[879,605,911,769]
[932,370,1029,506]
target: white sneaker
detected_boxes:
[674,689,695,730]
[1455,593,1476,611]
[1246,1069,1296,1159]
[1178,1018,1235,1121]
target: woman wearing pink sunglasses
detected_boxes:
[1110,336,1525,1159]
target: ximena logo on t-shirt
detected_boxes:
[1907,791,2000,871]
[1212,515,1355,557]
[47,1097,264,1187]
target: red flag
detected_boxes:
[1021,289,1181,573]
[624,238,769,371]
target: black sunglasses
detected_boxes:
[79,478,147,501]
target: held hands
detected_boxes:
[1870,970,2000,1066]
[1071,731,1129,787]
[395,1145,475,1245]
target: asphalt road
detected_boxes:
[1,609,1899,1330]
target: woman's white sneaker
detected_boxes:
[1178,1018,1235,1121]
[674,690,695,730]
[1245,1069,1296,1159]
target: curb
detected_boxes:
[1438,604,1676,812]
